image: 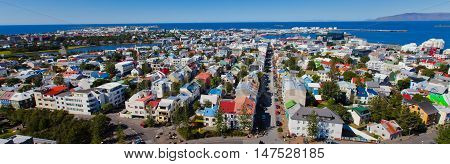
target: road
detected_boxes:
[251,44,284,144]
[382,127,438,144]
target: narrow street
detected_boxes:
[252,43,284,144]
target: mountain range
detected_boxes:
[375,13,450,21]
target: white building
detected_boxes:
[282,76,307,106]
[125,90,156,118]
[96,82,126,107]
[115,61,134,76]
[288,107,344,139]
[155,99,176,123]
[367,120,402,140]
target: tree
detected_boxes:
[53,74,65,85]
[145,116,156,127]
[343,71,357,82]
[238,106,253,131]
[18,84,33,92]
[312,74,320,82]
[328,104,352,124]
[397,109,427,135]
[412,94,429,102]
[101,103,114,114]
[307,61,316,71]
[307,111,319,139]
[116,126,126,144]
[193,101,201,111]
[368,96,391,122]
[435,125,450,144]
[92,79,111,87]
[397,78,411,91]
[90,114,111,144]
[141,63,151,75]
[171,82,181,96]
[320,81,340,101]
[31,75,43,87]
[215,110,227,136]
[204,101,212,108]
[225,82,233,95]
[421,69,435,78]
[6,78,21,87]
[104,62,116,77]
[210,76,222,88]
[360,56,370,63]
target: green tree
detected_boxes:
[307,111,319,139]
[368,96,391,122]
[435,125,450,144]
[101,103,114,114]
[90,114,111,144]
[6,78,21,87]
[145,116,156,127]
[307,61,316,71]
[412,94,429,102]
[193,101,201,111]
[171,82,181,96]
[18,84,33,92]
[320,81,341,101]
[360,56,370,63]
[225,82,233,95]
[397,78,411,90]
[397,109,427,135]
[116,126,126,144]
[92,79,111,87]
[215,110,227,136]
[421,69,435,78]
[312,74,320,82]
[53,74,65,85]
[343,71,357,82]
[104,62,116,78]
[328,104,352,124]
[238,106,253,131]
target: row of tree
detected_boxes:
[3,109,112,144]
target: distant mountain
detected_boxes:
[374,13,450,21]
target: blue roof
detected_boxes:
[198,105,218,117]
[367,88,378,95]
[357,87,368,97]
[182,82,199,92]
[208,88,222,95]
[91,72,110,79]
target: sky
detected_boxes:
[0,0,449,25]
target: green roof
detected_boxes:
[285,100,297,110]
[428,94,448,107]
[352,106,369,116]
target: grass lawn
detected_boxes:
[0,50,12,55]
[0,129,17,139]
[68,46,88,50]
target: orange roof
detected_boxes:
[45,86,68,96]
[195,72,212,80]
[234,96,256,115]
[381,120,400,135]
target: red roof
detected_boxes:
[136,95,153,102]
[402,94,412,100]
[45,86,68,96]
[147,100,161,108]
[220,100,235,114]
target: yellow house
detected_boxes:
[408,101,439,125]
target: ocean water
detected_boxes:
[0,21,449,49]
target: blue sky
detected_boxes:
[0,0,449,25]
